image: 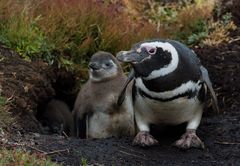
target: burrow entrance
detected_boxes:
[36,68,79,136]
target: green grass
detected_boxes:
[0,15,50,61]
[0,94,7,108]
[0,148,60,166]
[0,92,14,133]
[81,158,88,166]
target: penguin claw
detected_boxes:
[173,129,204,149]
[133,131,159,147]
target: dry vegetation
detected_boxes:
[0,0,236,74]
[0,0,158,71]
[122,0,236,46]
[0,148,59,166]
[0,89,13,133]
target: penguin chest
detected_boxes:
[135,94,202,125]
[87,96,134,138]
[93,93,117,113]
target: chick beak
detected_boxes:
[88,62,100,70]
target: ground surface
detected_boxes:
[16,109,240,165]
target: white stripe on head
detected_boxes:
[140,42,179,80]
[135,78,201,99]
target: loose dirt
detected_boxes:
[20,109,239,165]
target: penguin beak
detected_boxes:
[88,62,100,70]
[116,50,140,63]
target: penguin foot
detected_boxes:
[174,129,204,149]
[133,131,159,147]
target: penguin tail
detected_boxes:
[200,66,220,113]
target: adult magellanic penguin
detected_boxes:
[117,39,219,149]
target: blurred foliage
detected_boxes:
[0,2,54,62]
[0,0,158,78]
[0,148,59,166]
[202,13,236,46]
[81,158,88,166]
[0,0,236,81]
[0,94,7,108]
[124,0,236,46]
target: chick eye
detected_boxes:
[105,62,111,67]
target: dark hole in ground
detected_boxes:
[36,68,78,136]
[51,69,77,110]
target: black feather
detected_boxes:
[200,66,220,112]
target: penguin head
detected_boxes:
[89,51,122,82]
[117,40,179,79]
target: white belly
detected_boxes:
[135,94,202,125]
[87,96,135,138]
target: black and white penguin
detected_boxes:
[73,51,135,139]
[116,39,219,149]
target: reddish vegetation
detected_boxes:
[35,0,160,52]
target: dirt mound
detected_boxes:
[194,28,240,112]
[0,44,79,134]
[0,45,56,132]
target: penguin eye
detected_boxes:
[105,62,112,67]
[146,46,156,55]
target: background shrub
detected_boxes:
[0,0,158,72]
[0,0,236,80]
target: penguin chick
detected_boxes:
[73,51,135,139]
[42,99,74,136]
[117,39,219,149]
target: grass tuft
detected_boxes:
[0,148,59,166]
[0,91,14,131]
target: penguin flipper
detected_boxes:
[200,66,220,112]
[117,69,135,106]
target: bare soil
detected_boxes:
[0,45,55,132]
[16,109,240,165]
